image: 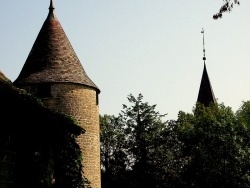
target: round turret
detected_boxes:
[13,1,101,187]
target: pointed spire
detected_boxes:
[14,0,100,93]
[49,0,55,10]
[197,63,216,107]
[48,0,56,19]
[197,28,216,107]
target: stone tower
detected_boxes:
[197,29,216,107]
[13,1,101,187]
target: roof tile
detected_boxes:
[14,3,99,92]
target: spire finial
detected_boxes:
[201,28,206,62]
[48,0,56,19]
[49,0,55,11]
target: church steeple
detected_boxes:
[197,29,216,107]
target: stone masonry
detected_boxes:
[13,1,101,187]
[20,83,101,188]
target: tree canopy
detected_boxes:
[0,77,87,188]
[213,0,240,19]
[100,94,250,187]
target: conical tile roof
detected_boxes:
[197,63,216,106]
[14,1,100,93]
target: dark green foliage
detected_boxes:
[176,102,250,187]
[101,94,185,188]
[100,114,127,188]
[101,94,250,188]
[213,0,240,19]
[0,78,87,188]
[236,101,250,126]
[52,128,84,188]
[120,94,183,188]
[12,110,86,188]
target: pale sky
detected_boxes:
[0,0,250,120]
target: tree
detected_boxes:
[119,93,184,188]
[176,102,250,187]
[100,114,128,188]
[235,101,250,182]
[213,0,240,19]
[100,93,250,187]
[0,77,86,188]
[100,94,187,187]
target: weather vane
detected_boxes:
[201,28,206,61]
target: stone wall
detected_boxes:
[22,83,101,188]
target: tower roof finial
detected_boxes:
[48,0,56,19]
[201,28,206,62]
[49,0,55,11]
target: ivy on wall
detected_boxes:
[0,73,90,188]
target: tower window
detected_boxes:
[36,84,51,98]
[96,93,99,105]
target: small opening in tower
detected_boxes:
[96,93,99,105]
[36,84,51,98]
